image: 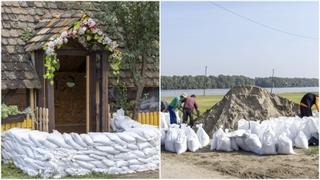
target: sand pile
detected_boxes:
[195,86,300,136]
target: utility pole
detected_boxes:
[203,66,207,96]
[271,68,275,93]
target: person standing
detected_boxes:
[182,94,200,127]
[300,93,319,117]
[167,93,187,124]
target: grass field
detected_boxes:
[162,92,312,113]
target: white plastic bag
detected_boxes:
[186,127,201,152]
[210,128,224,151]
[261,128,277,155]
[245,134,262,154]
[174,129,187,154]
[277,133,295,154]
[164,127,178,152]
[196,124,210,148]
[216,132,232,152]
[294,131,308,149]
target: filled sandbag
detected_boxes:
[196,123,210,148]
[261,128,277,155]
[277,133,295,154]
[174,129,187,154]
[294,131,308,149]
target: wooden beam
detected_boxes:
[101,52,109,132]
[56,49,89,56]
[86,56,90,133]
[89,53,97,132]
[47,78,55,132]
[35,51,45,107]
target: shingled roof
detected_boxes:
[1,1,159,89]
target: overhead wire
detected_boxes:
[211,2,319,40]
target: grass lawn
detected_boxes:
[162,92,311,113]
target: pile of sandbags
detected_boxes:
[2,110,159,178]
[210,114,319,155]
[161,123,209,154]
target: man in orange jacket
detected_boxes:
[300,93,319,117]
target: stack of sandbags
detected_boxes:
[2,126,159,178]
[210,114,319,155]
[162,123,209,154]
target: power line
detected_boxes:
[211,2,319,40]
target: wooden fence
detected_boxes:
[137,111,159,126]
[1,115,33,132]
[34,107,49,132]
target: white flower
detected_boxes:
[97,30,103,36]
[87,18,96,28]
[61,31,68,38]
[47,41,55,48]
[63,38,68,44]
[111,41,118,50]
[102,36,112,45]
[78,27,87,35]
[45,47,55,56]
[54,37,63,46]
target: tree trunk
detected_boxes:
[133,83,144,120]
[132,55,147,120]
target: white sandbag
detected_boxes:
[294,131,308,149]
[277,133,295,154]
[117,133,136,143]
[105,133,130,146]
[216,132,232,152]
[76,161,95,170]
[70,133,87,147]
[210,128,224,151]
[127,144,138,150]
[95,146,120,155]
[238,119,250,130]
[261,128,277,155]
[174,129,187,154]
[161,129,166,145]
[230,138,239,151]
[245,134,262,154]
[196,123,210,148]
[88,133,112,145]
[63,133,84,150]
[249,121,261,135]
[102,159,116,167]
[160,112,169,129]
[73,155,96,161]
[80,134,94,146]
[164,127,178,152]
[186,127,201,152]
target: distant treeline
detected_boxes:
[161,75,319,89]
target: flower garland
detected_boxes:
[43,15,122,85]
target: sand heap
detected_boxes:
[195,86,300,136]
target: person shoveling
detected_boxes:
[167,93,187,124]
[181,94,200,127]
[300,92,319,117]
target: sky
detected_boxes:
[161,1,319,78]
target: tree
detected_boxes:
[94,2,159,119]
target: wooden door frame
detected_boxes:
[35,49,110,133]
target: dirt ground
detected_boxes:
[161,146,319,179]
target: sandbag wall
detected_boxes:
[1,127,160,178]
[211,114,319,155]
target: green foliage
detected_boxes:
[1,104,21,119]
[161,75,319,90]
[94,2,159,78]
[43,15,122,85]
[113,82,132,112]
